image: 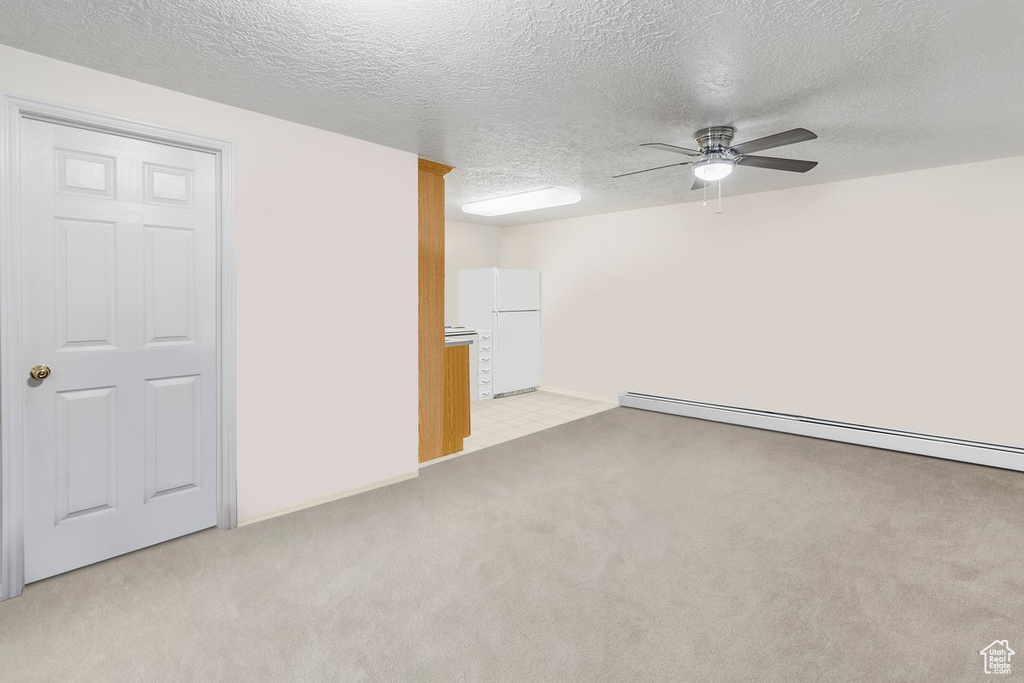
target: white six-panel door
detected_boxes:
[21,119,218,582]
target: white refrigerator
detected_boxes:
[458,268,540,396]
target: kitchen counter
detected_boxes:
[444,338,473,347]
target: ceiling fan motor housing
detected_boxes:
[694,126,736,153]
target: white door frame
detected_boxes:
[0,95,237,600]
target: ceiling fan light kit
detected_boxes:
[614,125,819,210]
[693,154,735,181]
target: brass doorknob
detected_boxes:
[29,364,51,380]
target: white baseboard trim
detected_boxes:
[619,392,1024,472]
[237,470,419,527]
[539,386,620,406]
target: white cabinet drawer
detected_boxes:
[473,326,493,401]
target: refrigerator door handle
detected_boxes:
[493,268,500,313]
[494,313,500,350]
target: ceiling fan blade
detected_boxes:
[735,155,818,173]
[730,128,817,155]
[692,177,708,191]
[612,161,693,179]
[640,142,703,157]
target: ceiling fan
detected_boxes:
[614,126,818,190]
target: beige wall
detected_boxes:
[445,219,501,325]
[0,46,419,523]
[500,156,1024,447]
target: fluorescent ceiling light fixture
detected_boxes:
[462,187,581,217]
[693,159,735,182]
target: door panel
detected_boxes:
[55,148,116,199]
[21,119,218,583]
[56,386,117,521]
[493,311,541,394]
[144,163,194,206]
[495,269,540,312]
[145,375,202,500]
[56,219,117,349]
[145,225,196,345]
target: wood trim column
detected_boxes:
[418,158,453,463]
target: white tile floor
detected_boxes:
[425,390,616,466]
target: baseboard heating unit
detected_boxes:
[619,392,1024,473]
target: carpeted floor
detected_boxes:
[1,407,1022,681]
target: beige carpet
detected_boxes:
[1,407,1022,681]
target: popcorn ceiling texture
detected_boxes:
[0,0,1022,225]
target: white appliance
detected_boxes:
[459,269,540,397]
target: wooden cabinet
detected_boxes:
[418,158,453,463]
[443,343,471,455]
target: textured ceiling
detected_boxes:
[1,0,1023,226]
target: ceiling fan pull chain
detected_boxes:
[702,180,707,206]
[717,179,723,214]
